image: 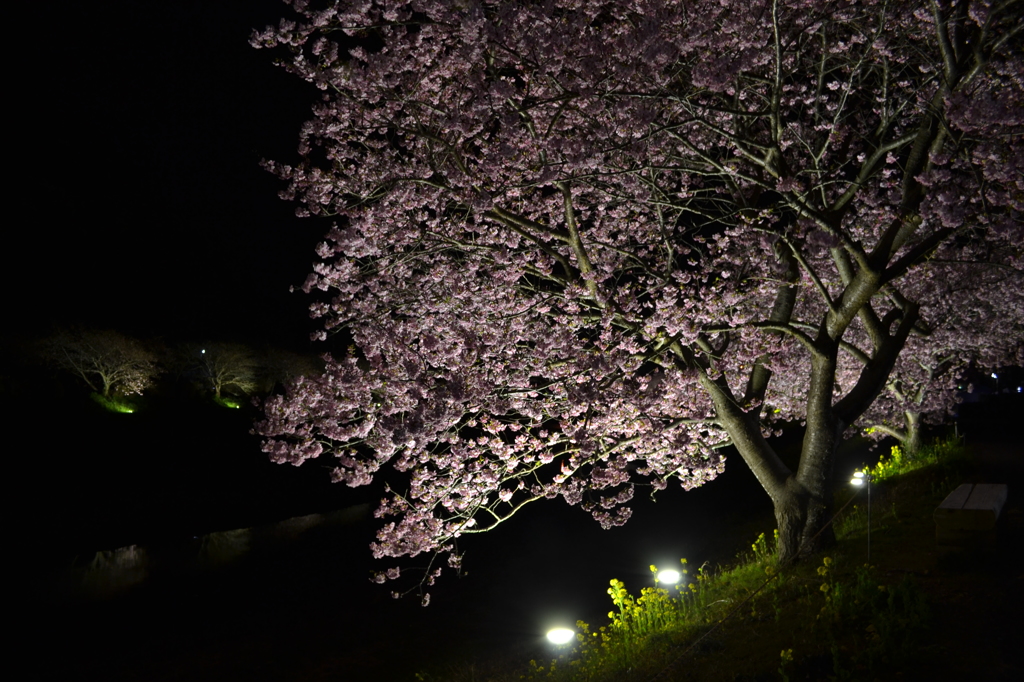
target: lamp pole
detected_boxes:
[851,471,873,562]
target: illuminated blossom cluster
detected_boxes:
[254,0,1022,595]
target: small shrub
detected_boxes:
[813,558,929,677]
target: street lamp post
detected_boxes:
[850,471,873,562]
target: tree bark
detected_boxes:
[701,366,839,564]
[774,477,835,563]
[774,432,839,563]
[903,410,922,454]
[775,344,842,561]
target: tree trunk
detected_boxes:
[701,370,839,565]
[903,410,922,454]
[774,349,842,563]
[774,446,838,564]
[775,489,836,562]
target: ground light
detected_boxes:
[546,628,575,645]
[655,569,682,586]
[850,470,873,561]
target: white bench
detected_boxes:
[934,483,1008,548]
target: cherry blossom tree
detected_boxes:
[253,0,1023,593]
[44,328,161,398]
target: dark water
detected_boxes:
[36,496,779,681]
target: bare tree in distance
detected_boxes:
[181,342,263,399]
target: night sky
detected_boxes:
[13,0,324,349]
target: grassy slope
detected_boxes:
[420,433,1023,682]
[677,445,1022,682]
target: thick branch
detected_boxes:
[557,181,603,305]
[699,371,791,505]
[834,302,920,426]
[743,241,798,407]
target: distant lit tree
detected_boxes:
[184,342,263,399]
[44,329,160,398]
[254,0,1023,593]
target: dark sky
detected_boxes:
[13,0,325,350]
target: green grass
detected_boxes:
[415,435,982,682]
[833,436,973,543]
[213,395,244,409]
[861,436,972,483]
[516,538,930,682]
[89,392,138,414]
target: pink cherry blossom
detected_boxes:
[254,0,1023,596]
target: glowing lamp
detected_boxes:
[849,470,873,560]
[656,569,682,585]
[546,628,575,645]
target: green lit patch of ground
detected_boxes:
[89,392,138,414]
[213,395,243,409]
